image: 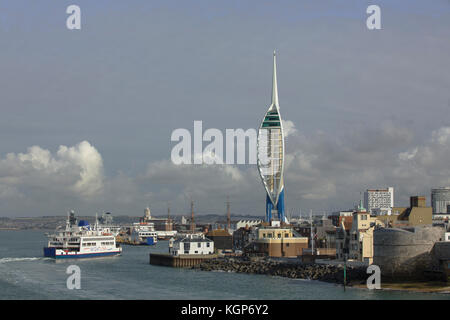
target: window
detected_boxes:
[206,243,210,247]
[285,233,289,238]
[197,243,201,248]
[278,233,281,239]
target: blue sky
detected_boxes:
[0,1,449,217]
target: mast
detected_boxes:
[226,196,231,231]
[190,199,195,233]
[310,209,314,255]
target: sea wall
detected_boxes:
[193,256,368,285]
[373,226,445,280]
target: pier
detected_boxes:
[149,253,217,268]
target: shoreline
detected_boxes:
[194,256,450,295]
[353,282,450,294]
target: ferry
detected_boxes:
[43,211,122,259]
[130,222,158,245]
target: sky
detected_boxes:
[0,0,450,217]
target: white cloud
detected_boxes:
[0,141,104,200]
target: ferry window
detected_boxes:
[197,243,201,248]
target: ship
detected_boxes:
[43,210,122,259]
[129,222,158,245]
[93,212,121,236]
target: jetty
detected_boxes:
[150,253,218,268]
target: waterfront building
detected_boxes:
[336,196,433,263]
[169,233,214,256]
[233,226,258,251]
[257,51,286,222]
[348,203,382,264]
[246,221,308,257]
[364,187,394,215]
[431,187,450,214]
[206,229,232,252]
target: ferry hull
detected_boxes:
[44,247,122,259]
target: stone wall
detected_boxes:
[193,256,368,285]
[373,226,445,279]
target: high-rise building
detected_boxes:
[364,187,394,215]
[431,187,450,214]
[257,51,286,222]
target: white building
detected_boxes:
[169,233,214,256]
[364,187,394,215]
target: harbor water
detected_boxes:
[0,230,449,300]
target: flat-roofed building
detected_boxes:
[364,187,394,215]
[432,187,450,214]
[248,224,308,257]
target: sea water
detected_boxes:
[0,230,449,300]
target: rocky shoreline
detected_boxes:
[193,256,368,286]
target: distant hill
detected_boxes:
[0,214,264,230]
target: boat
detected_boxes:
[130,222,158,245]
[93,212,122,236]
[43,210,122,259]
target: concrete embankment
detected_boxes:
[193,257,368,285]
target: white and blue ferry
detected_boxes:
[43,211,122,259]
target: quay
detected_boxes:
[150,253,218,268]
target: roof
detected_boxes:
[175,238,213,243]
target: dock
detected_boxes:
[149,253,217,268]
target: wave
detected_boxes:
[0,257,49,264]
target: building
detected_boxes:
[169,233,214,256]
[329,211,353,227]
[257,51,286,222]
[139,207,176,239]
[364,187,394,215]
[206,229,232,252]
[246,222,308,257]
[235,219,263,230]
[431,187,450,214]
[396,196,433,226]
[348,203,383,264]
[233,226,259,251]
